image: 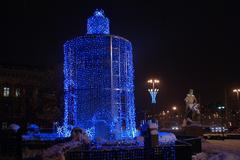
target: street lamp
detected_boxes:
[172,106,177,111]
[172,106,178,125]
[147,79,160,104]
[218,106,225,110]
[218,106,225,140]
[232,89,240,128]
[233,89,240,101]
[147,78,160,120]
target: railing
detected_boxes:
[175,140,192,160]
[0,130,22,159]
[65,146,176,160]
[176,136,202,154]
[0,132,193,160]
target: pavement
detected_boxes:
[194,139,240,160]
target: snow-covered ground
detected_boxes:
[193,140,240,160]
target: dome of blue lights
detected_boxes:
[87,9,110,34]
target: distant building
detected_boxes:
[200,86,240,128]
[200,105,221,126]
[0,65,63,130]
[225,86,240,127]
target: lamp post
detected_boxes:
[172,106,177,111]
[218,106,225,140]
[172,106,177,128]
[147,79,160,104]
[147,79,160,119]
[233,89,240,128]
[172,106,177,118]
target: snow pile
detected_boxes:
[42,140,85,160]
[158,132,176,144]
[23,127,90,160]
[149,123,158,135]
[208,152,240,160]
[201,140,240,160]
[8,123,20,132]
[27,124,40,134]
[192,152,208,160]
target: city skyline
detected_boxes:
[6,1,240,112]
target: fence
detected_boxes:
[65,142,193,160]
[0,132,193,160]
[0,130,22,159]
[65,146,176,160]
[176,135,202,154]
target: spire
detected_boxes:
[87,9,110,34]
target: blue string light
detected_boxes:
[148,89,159,104]
[62,9,136,139]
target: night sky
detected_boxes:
[6,1,240,114]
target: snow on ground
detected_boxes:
[193,140,240,160]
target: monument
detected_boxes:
[182,89,203,136]
[182,89,201,126]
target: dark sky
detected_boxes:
[6,0,240,113]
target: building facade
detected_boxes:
[0,65,63,130]
[225,86,240,128]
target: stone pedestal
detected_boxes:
[182,124,204,137]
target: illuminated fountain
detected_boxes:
[62,9,136,140]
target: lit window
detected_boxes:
[15,88,20,97]
[3,87,10,97]
[2,122,8,129]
